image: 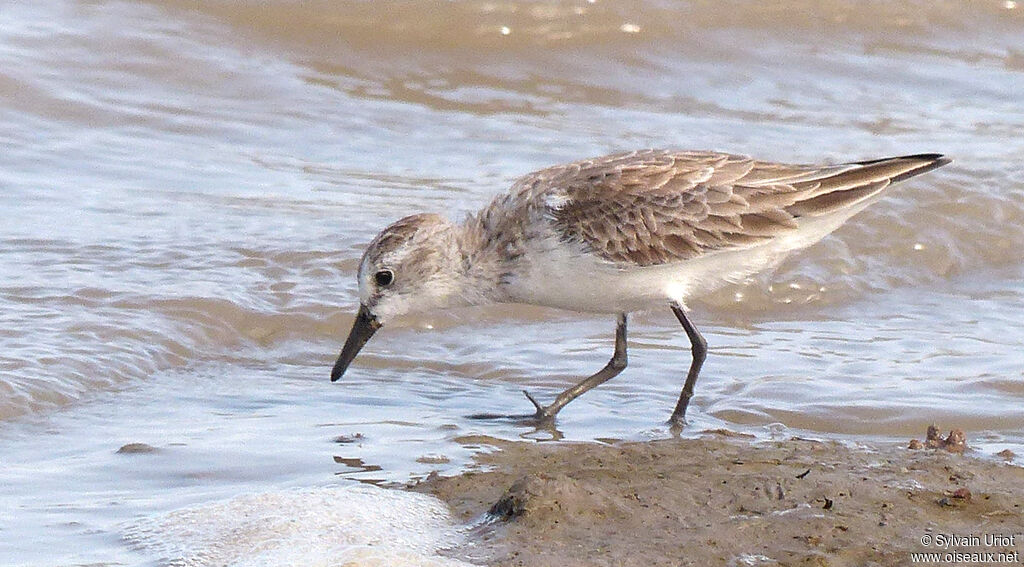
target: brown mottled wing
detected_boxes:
[529,149,948,267]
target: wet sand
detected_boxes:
[414,430,1024,566]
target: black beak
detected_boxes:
[330,304,381,382]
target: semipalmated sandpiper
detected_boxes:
[330,150,950,425]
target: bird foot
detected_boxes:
[522,389,557,422]
[667,412,689,432]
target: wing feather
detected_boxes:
[521,149,948,266]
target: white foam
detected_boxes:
[123,484,473,567]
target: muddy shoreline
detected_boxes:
[412,431,1024,566]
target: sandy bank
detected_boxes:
[413,431,1023,566]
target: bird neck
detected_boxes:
[452,212,516,306]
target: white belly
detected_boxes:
[504,242,774,313]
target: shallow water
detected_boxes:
[2,0,1023,564]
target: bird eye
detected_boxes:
[374,269,394,287]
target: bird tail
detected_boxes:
[785,154,951,218]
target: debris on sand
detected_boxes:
[950,487,972,501]
[908,425,967,454]
[938,487,973,508]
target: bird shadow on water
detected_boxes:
[466,410,567,441]
[466,408,690,442]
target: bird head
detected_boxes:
[330,213,462,381]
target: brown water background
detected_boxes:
[2,1,1023,564]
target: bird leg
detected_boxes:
[523,313,628,421]
[669,302,707,425]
